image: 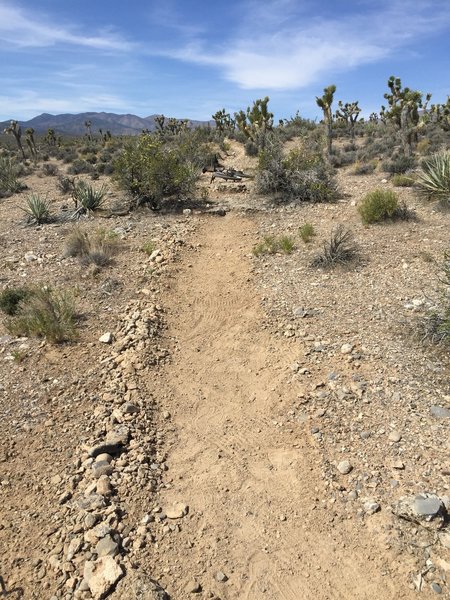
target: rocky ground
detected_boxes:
[0,143,449,599]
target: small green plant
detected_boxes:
[391,174,415,187]
[57,175,75,195]
[299,223,315,243]
[0,287,32,315]
[11,349,27,363]
[41,163,59,176]
[381,155,415,174]
[64,228,117,267]
[421,253,449,344]
[22,193,52,225]
[416,151,450,207]
[141,240,157,256]
[312,225,359,268]
[5,287,77,343]
[0,156,24,197]
[358,189,399,224]
[72,181,107,213]
[253,234,295,256]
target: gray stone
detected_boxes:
[77,494,106,512]
[215,571,228,583]
[431,583,442,594]
[364,500,381,515]
[84,557,124,599]
[95,535,119,558]
[431,406,450,419]
[413,494,444,518]
[337,460,353,475]
[99,332,113,344]
[92,461,114,478]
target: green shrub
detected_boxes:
[0,156,24,197]
[256,139,337,203]
[41,163,59,176]
[391,174,415,187]
[113,134,199,205]
[358,189,399,224]
[381,155,415,174]
[253,234,295,256]
[352,161,376,175]
[141,240,157,256]
[67,158,94,175]
[416,151,450,207]
[5,287,77,343]
[22,193,52,224]
[422,253,449,344]
[57,175,75,195]
[0,287,32,315]
[299,223,315,243]
[311,225,359,268]
[73,181,107,212]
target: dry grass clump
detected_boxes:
[311,225,359,268]
[64,228,118,267]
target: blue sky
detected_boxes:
[1,0,449,122]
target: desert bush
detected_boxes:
[61,150,78,164]
[64,228,118,266]
[391,174,415,187]
[113,134,198,206]
[299,222,316,243]
[416,138,431,156]
[352,161,376,175]
[0,287,32,315]
[381,155,415,174]
[416,151,450,207]
[329,149,357,168]
[72,181,107,212]
[57,175,75,195]
[256,139,337,203]
[41,163,59,176]
[22,193,52,224]
[245,140,259,157]
[421,253,449,344]
[311,225,359,268]
[67,158,94,175]
[0,156,24,197]
[253,234,295,256]
[5,287,77,343]
[358,189,399,224]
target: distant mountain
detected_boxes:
[0,112,213,136]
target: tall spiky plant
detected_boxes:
[316,85,336,157]
[335,100,361,142]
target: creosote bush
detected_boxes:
[5,287,77,343]
[311,225,359,268]
[352,161,376,175]
[0,287,32,315]
[391,174,415,187]
[358,189,400,224]
[381,155,415,174]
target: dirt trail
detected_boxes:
[152,213,413,599]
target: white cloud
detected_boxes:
[163,0,450,90]
[0,3,132,51]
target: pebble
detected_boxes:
[340,343,354,355]
[364,500,381,515]
[388,431,402,443]
[99,332,114,344]
[431,406,450,419]
[165,502,189,519]
[185,580,202,593]
[215,571,228,583]
[431,583,442,594]
[337,461,353,475]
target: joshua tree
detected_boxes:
[155,114,165,133]
[235,96,274,149]
[45,128,57,146]
[429,97,450,132]
[335,100,361,142]
[380,76,431,156]
[84,120,92,141]
[316,85,336,157]
[25,128,37,159]
[212,109,235,132]
[4,120,26,158]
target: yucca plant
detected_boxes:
[416,151,450,207]
[22,193,51,224]
[312,225,359,268]
[72,180,107,214]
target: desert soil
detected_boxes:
[0,144,449,600]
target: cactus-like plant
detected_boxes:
[316,85,336,157]
[3,120,26,159]
[212,109,235,132]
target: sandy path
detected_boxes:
[152,213,413,599]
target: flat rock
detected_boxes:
[99,332,114,344]
[388,431,402,443]
[394,493,447,529]
[185,580,202,593]
[114,573,169,599]
[215,571,228,583]
[83,557,124,599]
[95,534,119,558]
[431,406,450,419]
[341,343,354,355]
[165,501,189,519]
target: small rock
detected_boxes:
[84,557,124,599]
[392,461,405,470]
[165,502,189,519]
[341,343,354,355]
[185,580,202,593]
[431,406,450,419]
[215,571,228,583]
[364,500,381,515]
[95,535,119,558]
[99,332,114,344]
[431,582,442,594]
[337,460,353,475]
[388,431,402,443]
